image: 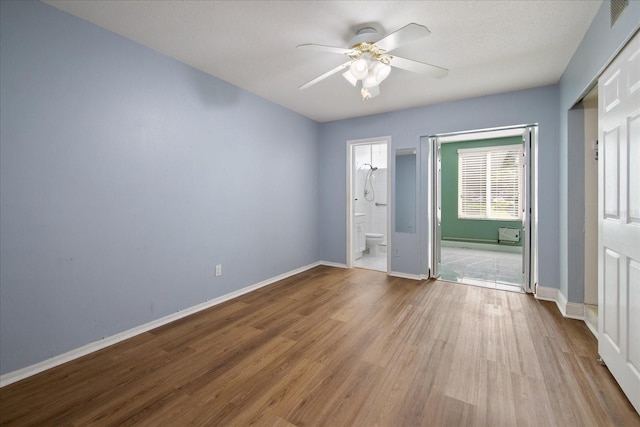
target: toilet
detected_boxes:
[365,233,384,256]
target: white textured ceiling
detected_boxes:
[43,0,602,123]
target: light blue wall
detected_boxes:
[318,86,560,278]
[0,1,319,374]
[558,1,639,303]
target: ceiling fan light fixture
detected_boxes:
[362,72,378,89]
[298,23,448,100]
[371,61,391,83]
[342,70,358,86]
[349,58,369,80]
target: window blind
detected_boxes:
[458,144,523,220]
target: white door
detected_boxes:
[528,126,539,293]
[431,138,442,278]
[519,126,539,294]
[598,30,640,414]
[522,129,531,292]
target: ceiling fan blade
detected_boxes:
[297,43,355,55]
[299,61,352,89]
[374,23,431,53]
[389,55,448,79]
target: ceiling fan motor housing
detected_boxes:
[348,27,382,48]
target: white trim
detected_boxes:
[389,271,422,280]
[534,284,558,301]
[584,315,598,338]
[436,125,528,143]
[556,290,585,320]
[0,261,332,388]
[318,260,348,269]
[536,284,597,338]
[566,302,586,320]
[346,141,354,269]
[583,305,598,338]
[536,285,585,320]
[386,140,392,276]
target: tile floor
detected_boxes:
[440,246,523,292]
[355,248,387,272]
[354,245,523,292]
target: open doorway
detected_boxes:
[430,126,537,293]
[581,86,598,335]
[347,137,390,273]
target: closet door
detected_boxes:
[598,30,640,414]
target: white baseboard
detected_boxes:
[534,284,558,301]
[0,261,330,388]
[584,316,598,337]
[318,260,348,269]
[583,305,598,338]
[389,271,422,280]
[556,290,585,320]
[441,240,523,254]
[535,284,584,320]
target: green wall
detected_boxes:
[441,136,523,247]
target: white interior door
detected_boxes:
[521,129,530,292]
[529,126,539,293]
[521,127,536,293]
[598,30,640,414]
[431,138,442,278]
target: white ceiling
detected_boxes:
[43,0,602,123]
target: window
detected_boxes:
[458,144,523,220]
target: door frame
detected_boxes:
[427,124,538,293]
[582,86,599,307]
[346,136,391,272]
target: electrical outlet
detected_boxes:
[215,264,222,277]
[394,248,400,257]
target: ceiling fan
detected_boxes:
[298,23,448,100]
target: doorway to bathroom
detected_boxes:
[347,137,390,273]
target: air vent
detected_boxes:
[611,0,628,27]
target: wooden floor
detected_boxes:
[1,266,638,426]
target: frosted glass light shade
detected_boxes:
[363,72,378,88]
[349,58,369,80]
[371,61,391,83]
[342,70,358,86]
